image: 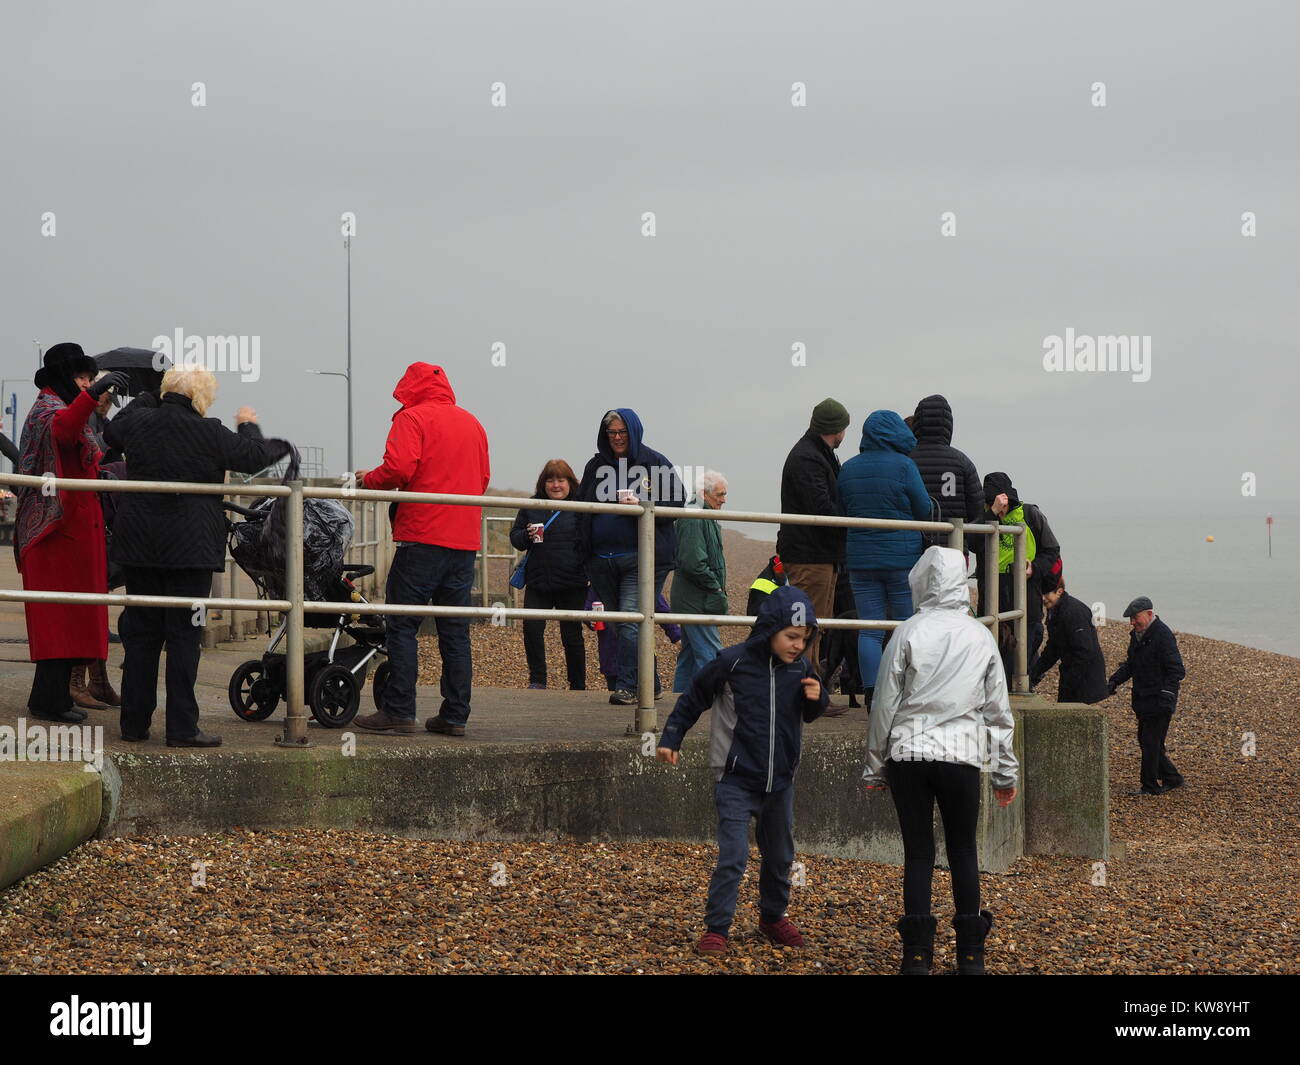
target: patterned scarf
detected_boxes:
[14,389,100,564]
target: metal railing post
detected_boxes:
[983,524,1000,635]
[1013,525,1029,694]
[480,508,489,610]
[635,497,656,736]
[276,479,312,747]
[947,517,964,553]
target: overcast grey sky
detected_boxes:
[4,0,1297,519]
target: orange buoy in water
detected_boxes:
[1206,535,1215,542]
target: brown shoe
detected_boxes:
[69,663,109,710]
[354,710,419,734]
[87,659,121,707]
[424,715,466,736]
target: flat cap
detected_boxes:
[1123,596,1153,617]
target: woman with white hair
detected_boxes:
[670,469,729,692]
[103,366,290,746]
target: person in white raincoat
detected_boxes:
[863,546,1019,975]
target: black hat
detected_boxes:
[983,471,1019,507]
[35,342,98,391]
[1123,596,1153,617]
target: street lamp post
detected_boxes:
[305,369,351,474]
[0,379,24,473]
[304,237,354,476]
[346,235,352,479]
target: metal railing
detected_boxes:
[0,472,1027,745]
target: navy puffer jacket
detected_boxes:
[838,411,931,571]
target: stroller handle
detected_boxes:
[223,501,266,520]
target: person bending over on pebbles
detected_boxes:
[863,546,1018,975]
[656,585,829,957]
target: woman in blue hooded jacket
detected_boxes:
[837,410,932,706]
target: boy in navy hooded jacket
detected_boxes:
[657,584,830,955]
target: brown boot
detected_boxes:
[87,659,121,707]
[69,662,109,710]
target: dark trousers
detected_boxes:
[384,544,475,725]
[521,584,587,689]
[704,778,796,936]
[887,759,982,916]
[28,658,76,716]
[119,567,211,741]
[1134,701,1183,791]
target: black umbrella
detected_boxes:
[93,347,170,397]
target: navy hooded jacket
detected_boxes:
[660,584,830,793]
[838,410,931,571]
[575,408,686,570]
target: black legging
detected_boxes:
[887,759,982,915]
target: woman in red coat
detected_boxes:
[15,343,128,723]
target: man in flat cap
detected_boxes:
[1108,597,1186,796]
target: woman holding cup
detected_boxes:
[509,460,588,689]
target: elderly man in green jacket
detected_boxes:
[671,471,729,692]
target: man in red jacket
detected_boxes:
[353,363,490,736]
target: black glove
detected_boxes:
[88,371,130,399]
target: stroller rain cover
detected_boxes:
[229,447,355,602]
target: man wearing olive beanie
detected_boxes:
[775,399,850,682]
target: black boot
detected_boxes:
[896,914,936,975]
[952,910,993,974]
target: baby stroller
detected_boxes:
[223,486,390,729]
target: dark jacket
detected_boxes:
[660,584,830,793]
[909,395,983,537]
[776,429,845,566]
[575,408,685,571]
[837,411,931,571]
[104,393,290,570]
[1031,592,1108,704]
[1109,616,1185,712]
[508,502,587,592]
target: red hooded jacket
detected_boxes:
[364,363,490,550]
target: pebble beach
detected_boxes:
[1,532,1296,974]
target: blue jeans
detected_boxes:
[586,554,669,694]
[849,568,915,691]
[705,778,796,936]
[384,544,475,724]
[673,620,723,692]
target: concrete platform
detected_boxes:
[0,614,1106,888]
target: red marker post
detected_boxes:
[1266,513,1273,558]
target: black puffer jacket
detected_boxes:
[509,503,587,592]
[909,394,983,530]
[1031,592,1108,704]
[104,393,290,570]
[775,429,845,565]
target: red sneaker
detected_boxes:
[694,932,729,956]
[759,917,806,947]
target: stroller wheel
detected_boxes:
[229,660,280,721]
[371,661,391,711]
[309,664,360,728]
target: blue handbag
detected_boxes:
[509,510,560,590]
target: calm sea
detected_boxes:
[1044,504,1298,658]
